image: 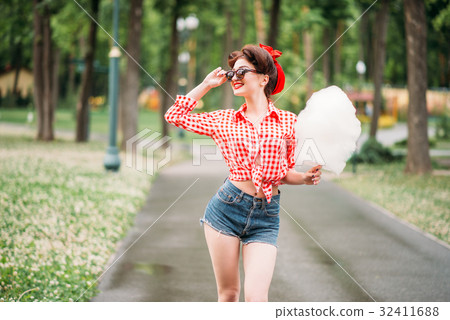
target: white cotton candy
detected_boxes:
[294,85,361,175]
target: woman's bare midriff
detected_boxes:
[229,179,279,199]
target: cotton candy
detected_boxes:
[294,85,361,175]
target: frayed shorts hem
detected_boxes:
[200,218,279,248]
[199,217,240,239]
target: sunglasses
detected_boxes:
[225,68,262,81]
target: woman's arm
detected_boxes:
[280,165,322,185]
[186,67,227,101]
[164,67,228,136]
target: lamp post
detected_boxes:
[103,0,121,171]
[352,60,367,174]
[176,14,199,138]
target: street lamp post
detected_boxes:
[176,14,199,139]
[104,0,121,172]
[352,60,367,174]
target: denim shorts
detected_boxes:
[200,177,281,248]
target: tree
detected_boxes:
[302,6,314,99]
[254,0,266,44]
[370,0,389,138]
[403,0,432,174]
[33,0,55,141]
[160,0,182,141]
[120,0,143,150]
[75,0,100,142]
[268,0,281,48]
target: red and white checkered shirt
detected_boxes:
[165,95,297,203]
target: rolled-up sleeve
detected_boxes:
[164,95,221,137]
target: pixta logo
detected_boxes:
[126,129,171,175]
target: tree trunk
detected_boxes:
[12,43,22,97]
[268,0,281,48]
[322,27,330,86]
[237,0,247,49]
[52,48,60,112]
[33,0,44,140]
[120,0,143,150]
[403,0,432,174]
[302,6,313,100]
[42,4,54,141]
[161,2,181,141]
[370,0,389,138]
[222,7,234,109]
[76,0,100,142]
[254,0,266,44]
[333,20,343,83]
[359,10,369,82]
[33,0,54,141]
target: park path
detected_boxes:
[92,151,450,302]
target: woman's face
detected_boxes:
[230,58,266,97]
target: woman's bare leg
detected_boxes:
[204,224,241,302]
[242,242,277,302]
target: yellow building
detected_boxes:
[0,68,33,98]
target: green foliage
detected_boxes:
[435,114,450,140]
[351,137,403,164]
[394,137,438,148]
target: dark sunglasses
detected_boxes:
[225,68,262,81]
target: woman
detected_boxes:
[165,44,322,302]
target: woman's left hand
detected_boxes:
[304,165,322,185]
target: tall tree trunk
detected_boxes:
[33,0,44,140]
[403,0,432,174]
[237,0,246,49]
[12,43,22,97]
[254,0,266,44]
[268,0,281,48]
[370,0,389,138]
[302,7,313,100]
[76,0,100,142]
[33,0,55,141]
[120,0,143,150]
[322,27,331,86]
[333,20,343,83]
[42,4,54,141]
[52,48,60,112]
[359,10,369,82]
[222,7,234,109]
[161,2,181,141]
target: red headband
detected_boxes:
[259,43,285,95]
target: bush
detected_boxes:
[350,138,403,164]
[394,137,437,148]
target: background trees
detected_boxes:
[0,0,448,174]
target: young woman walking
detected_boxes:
[165,44,322,302]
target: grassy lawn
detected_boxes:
[332,160,450,244]
[0,108,161,135]
[0,132,168,302]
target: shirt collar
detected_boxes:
[234,100,280,123]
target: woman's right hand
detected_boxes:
[202,67,228,89]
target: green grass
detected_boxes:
[0,133,156,302]
[332,160,450,244]
[0,108,162,135]
[0,107,201,144]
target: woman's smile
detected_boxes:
[232,81,244,90]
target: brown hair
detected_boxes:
[228,44,278,98]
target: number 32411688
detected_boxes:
[379,306,439,317]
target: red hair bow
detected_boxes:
[259,43,285,95]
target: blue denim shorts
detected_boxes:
[200,177,281,248]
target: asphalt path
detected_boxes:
[93,156,450,302]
